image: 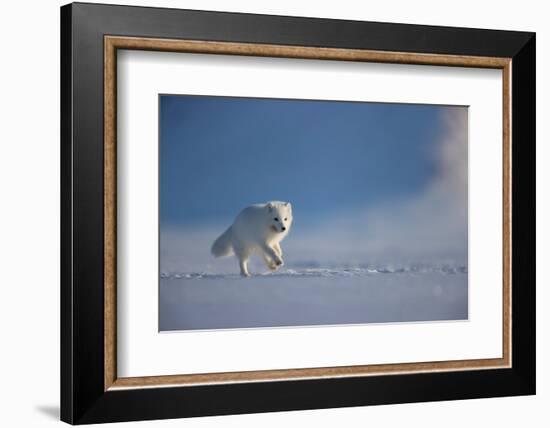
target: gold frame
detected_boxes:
[104,35,512,391]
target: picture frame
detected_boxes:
[60,2,535,424]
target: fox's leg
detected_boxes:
[261,244,283,267]
[273,243,282,257]
[234,244,251,277]
[239,258,250,277]
[262,253,278,271]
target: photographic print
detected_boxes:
[62,7,534,421]
[159,95,468,331]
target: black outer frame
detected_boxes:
[60,2,535,424]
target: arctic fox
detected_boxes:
[211,201,293,277]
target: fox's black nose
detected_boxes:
[281,227,286,231]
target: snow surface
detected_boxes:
[159,268,467,331]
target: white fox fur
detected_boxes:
[211,201,293,277]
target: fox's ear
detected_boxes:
[267,202,273,212]
[285,202,292,211]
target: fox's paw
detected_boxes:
[267,259,282,271]
[274,256,284,267]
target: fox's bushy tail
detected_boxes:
[211,227,234,257]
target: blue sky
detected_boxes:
[159,95,452,228]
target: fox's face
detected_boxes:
[267,202,293,234]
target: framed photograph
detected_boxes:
[60,2,535,424]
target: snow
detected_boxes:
[159,268,467,331]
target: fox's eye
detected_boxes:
[284,218,287,221]
[274,217,279,222]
